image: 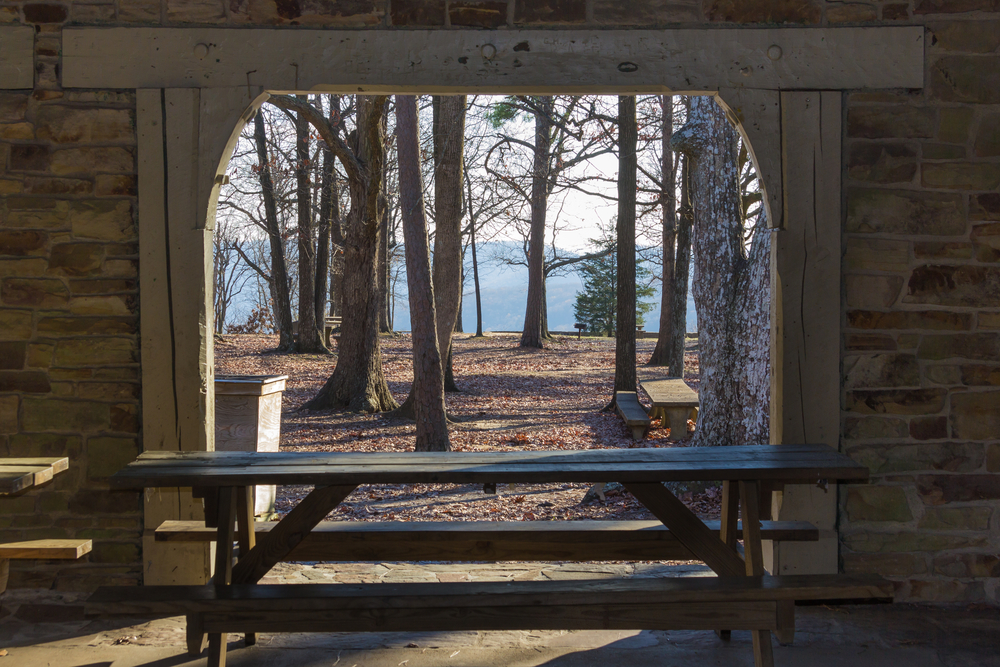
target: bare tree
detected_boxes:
[395,95,450,451]
[212,216,253,334]
[294,96,326,353]
[610,95,639,408]
[269,94,398,412]
[648,95,678,367]
[670,96,770,446]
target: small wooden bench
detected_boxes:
[155,518,819,562]
[291,316,342,348]
[615,391,651,442]
[0,539,93,593]
[86,574,892,634]
[641,378,699,439]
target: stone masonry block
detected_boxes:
[69,201,135,242]
[960,365,1000,385]
[844,237,910,271]
[593,0,702,23]
[924,364,962,385]
[166,0,226,23]
[845,353,920,389]
[0,342,26,370]
[37,316,136,336]
[847,142,917,184]
[913,241,973,260]
[449,1,508,27]
[1,278,70,308]
[35,108,135,145]
[0,396,17,434]
[975,112,1000,158]
[842,552,927,577]
[919,506,992,530]
[515,0,585,23]
[848,442,984,474]
[23,3,68,23]
[988,443,1000,472]
[21,398,111,433]
[706,0,821,23]
[54,338,137,367]
[846,190,965,235]
[847,107,936,139]
[950,391,1000,439]
[48,244,105,277]
[50,148,136,176]
[842,530,985,553]
[826,4,877,22]
[0,231,48,257]
[971,224,1000,262]
[844,416,909,440]
[922,163,1000,190]
[0,371,51,393]
[847,310,973,331]
[972,193,1000,221]
[846,486,913,521]
[391,0,446,25]
[907,266,1000,308]
[909,416,948,440]
[86,437,139,478]
[917,474,1000,504]
[930,56,1000,104]
[242,0,382,25]
[933,554,1000,578]
[119,0,162,22]
[937,107,974,144]
[845,275,904,309]
[917,0,993,13]
[0,94,30,120]
[845,388,947,415]
[918,333,1000,361]
[923,143,966,160]
[0,310,33,340]
[845,334,897,351]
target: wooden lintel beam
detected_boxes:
[61,27,924,93]
[0,27,34,89]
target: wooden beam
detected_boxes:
[61,27,924,93]
[0,27,33,89]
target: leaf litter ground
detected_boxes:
[215,333,718,531]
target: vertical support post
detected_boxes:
[716,480,740,641]
[739,480,775,667]
[769,91,842,576]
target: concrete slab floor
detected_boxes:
[2,601,998,667]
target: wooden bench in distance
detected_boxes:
[615,391,651,442]
[155,519,818,562]
[0,538,93,593]
[86,574,892,633]
[641,378,699,439]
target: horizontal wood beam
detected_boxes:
[62,27,924,93]
[0,27,34,89]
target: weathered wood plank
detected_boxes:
[0,466,53,494]
[0,539,93,559]
[625,483,746,577]
[0,27,33,89]
[740,480,775,667]
[61,27,925,92]
[85,574,893,615]
[230,485,356,585]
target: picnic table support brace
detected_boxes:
[740,480,775,667]
[716,480,741,641]
[236,486,257,646]
[207,487,237,667]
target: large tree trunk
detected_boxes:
[648,95,676,367]
[670,96,769,446]
[520,96,552,349]
[252,110,294,350]
[285,95,397,413]
[612,95,638,401]
[295,96,324,353]
[669,156,693,377]
[395,95,450,451]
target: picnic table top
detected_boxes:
[641,378,699,407]
[110,445,868,489]
[0,457,70,496]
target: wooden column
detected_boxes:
[768,91,842,576]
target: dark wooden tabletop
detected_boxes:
[110,445,868,489]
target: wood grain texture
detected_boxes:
[740,480,775,667]
[111,445,870,489]
[86,574,893,615]
[0,539,93,559]
[155,519,819,562]
[230,485,356,585]
[641,378,699,407]
[625,483,746,577]
[61,27,924,92]
[0,27,33,89]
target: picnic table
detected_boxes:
[87,445,890,667]
[1,457,92,592]
[641,378,700,438]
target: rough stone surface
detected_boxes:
[846,190,966,235]
[844,354,920,389]
[706,0,821,23]
[593,0,702,23]
[930,56,1000,104]
[844,275,903,309]
[848,442,985,474]
[845,486,913,522]
[843,237,910,272]
[950,391,1000,439]
[917,474,1000,504]
[449,1,508,27]
[847,107,936,139]
[847,310,973,331]
[845,388,948,415]
[515,0,585,23]
[919,506,992,531]
[906,266,1000,308]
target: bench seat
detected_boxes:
[615,391,651,441]
[0,538,93,560]
[156,519,818,562]
[86,574,892,633]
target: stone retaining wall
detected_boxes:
[0,0,997,603]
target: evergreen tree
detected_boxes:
[573,224,654,337]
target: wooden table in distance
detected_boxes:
[641,378,699,438]
[0,457,92,592]
[89,446,890,667]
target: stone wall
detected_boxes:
[0,0,998,603]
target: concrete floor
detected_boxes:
[2,562,998,667]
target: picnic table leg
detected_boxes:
[207,487,237,667]
[236,486,257,647]
[738,480,775,667]
[715,480,740,642]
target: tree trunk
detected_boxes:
[520,96,552,349]
[395,95,450,451]
[670,96,769,446]
[648,95,676,367]
[295,96,324,353]
[289,95,397,413]
[612,95,638,402]
[471,218,484,337]
[455,261,464,334]
[315,112,333,329]
[252,110,294,350]
[377,108,392,334]
[669,155,693,377]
